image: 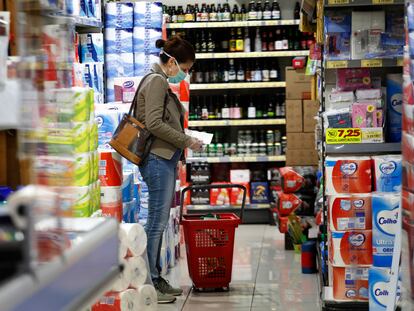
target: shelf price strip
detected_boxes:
[326,128,362,144]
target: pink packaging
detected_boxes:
[337,68,372,91]
[329,230,373,266]
[352,103,378,128]
[402,132,414,165]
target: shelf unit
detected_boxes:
[190,81,286,90]
[196,50,309,60]
[166,19,300,29]
[187,203,270,210]
[325,143,401,155]
[186,155,286,163]
[188,118,286,127]
[325,58,403,69]
[324,0,404,6]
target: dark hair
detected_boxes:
[156,36,195,64]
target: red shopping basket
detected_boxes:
[180,184,247,290]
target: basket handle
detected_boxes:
[179,184,247,224]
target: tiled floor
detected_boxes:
[160,225,321,311]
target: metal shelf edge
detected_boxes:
[325,143,401,155]
[190,82,286,90]
[188,119,286,127]
[166,19,300,29]
[195,51,309,59]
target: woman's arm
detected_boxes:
[144,75,192,149]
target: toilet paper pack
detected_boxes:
[134,2,163,29]
[79,33,104,63]
[329,194,372,231]
[372,155,402,192]
[105,53,134,78]
[386,74,403,142]
[325,156,372,195]
[83,63,104,105]
[332,266,369,301]
[105,28,133,54]
[329,230,373,266]
[134,52,158,77]
[369,267,401,311]
[372,193,400,268]
[95,110,121,149]
[105,2,134,29]
[133,27,162,54]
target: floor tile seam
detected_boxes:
[250,226,267,310]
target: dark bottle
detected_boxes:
[203,62,210,83]
[208,97,215,119]
[221,32,229,52]
[237,62,245,82]
[222,95,230,119]
[223,3,231,21]
[214,96,222,119]
[236,28,244,52]
[240,4,248,21]
[201,97,209,120]
[245,62,252,82]
[194,3,200,22]
[195,32,201,53]
[288,28,294,50]
[233,96,242,119]
[229,28,237,52]
[210,4,218,21]
[275,29,283,50]
[228,59,236,82]
[210,62,218,83]
[268,31,275,51]
[232,4,239,22]
[293,29,301,50]
[256,1,263,20]
[185,4,194,22]
[254,61,262,82]
[177,6,185,23]
[261,31,268,51]
[223,60,230,82]
[272,0,281,20]
[262,61,270,82]
[270,61,280,81]
[301,31,307,50]
[256,101,264,118]
[248,1,257,20]
[195,63,204,83]
[217,3,223,21]
[282,29,288,50]
[267,97,275,118]
[189,96,196,120]
[200,3,209,22]
[229,96,235,119]
[217,62,224,82]
[207,31,215,52]
[171,6,178,23]
[196,98,202,119]
[294,2,300,20]
[263,0,272,20]
[248,96,256,119]
[201,31,207,53]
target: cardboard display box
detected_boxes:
[287,133,315,150]
[286,149,319,166]
[286,100,303,132]
[303,100,319,132]
[286,67,312,100]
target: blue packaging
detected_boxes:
[122,172,134,202]
[369,267,401,311]
[133,2,163,29]
[372,155,402,193]
[95,110,121,149]
[133,27,162,54]
[93,63,104,104]
[386,74,403,142]
[324,12,352,60]
[106,78,115,103]
[80,0,87,17]
[250,182,270,204]
[105,28,133,54]
[86,0,95,18]
[372,193,400,268]
[80,33,104,63]
[105,53,134,78]
[105,2,134,29]
[134,52,158,77]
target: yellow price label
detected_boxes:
[372,0,394,4]
[361,59,383,68]
[326,60,348,69]
[326,128,362,144]
[361,128,384,142]
[328,0,350,4]
[397,58,403,67]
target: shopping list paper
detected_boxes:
[185,129,213,145]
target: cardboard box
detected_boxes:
[287,133,315,150]
[230,169,251,183]
[286,100,303,132]
[286,67,312,100]
[250,182,270,204]
[210,182,231,206]
[303,100,319,132]
[286,149,319,166]
[230,182,250,206]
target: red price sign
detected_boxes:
[326,128,363,144]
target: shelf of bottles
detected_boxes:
[167,19,300,29]
[196,50,309,59]
[190,81,285,90]
[186,155,286,163]
[188,119,286,127]
[324,0,404,7]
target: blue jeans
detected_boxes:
[139,150,180,283]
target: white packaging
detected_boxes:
[372,155,402,193]
[79,33,104,63]
[133,27,162,54]
[369,267,401,311]
[356,88,382,101]
[100,186,122,204]
[125,256,148,288]
[120,223,147,257]
[95,109,121,148]
[111,258,133,291]
[133,285,157,311]
[106,53,134,78]
[230,170,251,183]
[134,2,162,29]
[105,2,134,29]
[105,28,133,54]
[134,53,157,77]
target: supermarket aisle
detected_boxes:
[160,225,321,311]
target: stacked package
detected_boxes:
[63,0,102,21]
[92,223,157,311]
[104,2,162,102]
[325,156,402,307]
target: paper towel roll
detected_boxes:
[112,259,132,292]
[125,256,148,288]
[118,228,128,260]
[93,289,136,311]
[133,285,157,311]
[101,186,122,204]
[101,201,123,222]
[120,223,147,257]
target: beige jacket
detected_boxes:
[134,63,192,160]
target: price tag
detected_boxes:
[397,58,403,67]
[326,60,348,69]
[361,128,384,143]
[361,59,383,68]
[328,0,350,4]
[326,128,362,144]
[372,0,394,4]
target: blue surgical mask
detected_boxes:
[168,59,187,84]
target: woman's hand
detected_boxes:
[189,138,203,151]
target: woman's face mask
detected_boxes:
[168,59,187,84]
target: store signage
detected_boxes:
[361,59,383,68]
[328,0,350,4]
[372,0,394,4]
[326,60,348,69]
[326,128,362,144]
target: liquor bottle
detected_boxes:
[189,96,195,120]
[275,29,283,50]
[177,6,185,23]
[248,1,257,20]
[217,3,223,21]
[223,3,231,21]
[307,32,315,49]
[256,1,263,20]
[196,98,202,119]
[267,97,275,118]
[288,28,294,50]
[201,97,209,120]
[262,61,270,82]
[207,31,215,52]
[163,5,171,23]
[229,28,237,52]
[201,31,207,53]
[228,59,236,82]
[301,31,307,50]
[236,28,244,52]
[256,101,264,118]
[275,97,283,117]
[210,62,218,82]
[194,3,200,22]
[195,32,201,53]
[210,4,218,21]
[222,95,230,119]
[229,96,235,119]
[201,3,209,22]
[214,96,222,119]
[270,61,279,81]
[223,61,230,82]
[234,96,242,119]
[241,4,248,21]
[293,29,300,50]
[217,62,224,82]
[248,96,256,119]
[236,62,245,82]
[268,31,275,51]
[244,28,251,52]
[203,62,210,83]
[294,2,300,20]
[261,31,268,51]
[254,61,262,82]
[195,63,204,83]
[272,0,281,20]
[232,4,239,22]
[282,29,288,50]
[254,28,262,52]
[221,32,229,52]
[263,0,272,20]
[185,4,194,22]
[171,6,178,23]
[208,97,215,119]
[245,62,252,82]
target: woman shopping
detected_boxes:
[134,36,202,304]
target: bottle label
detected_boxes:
[282,39,288,50]
[230,40,237,52]
[237,72,245,81]
[254,71,262,82]
[248,12,257,20]
[229,73,236,81]
[236,39,244,51]
[262,70,270,82]
[248,107,256,118]
[223,12,231,21]
[234,108,241,119]
[185,14,194,22]
[201,13,209,21]
[196,73,204,83]
[270,70,278,79]
[177,15,185,23]
[257,11,263,20]
[196,13,202,21]
[272,11,280,19]
[208,42,215,52]
[222,108,230,119]
[263,11,272,19]
[172,15,178,23]
[224,71,229,82]
[209,13,218,21]
[244,39,251,52]
[276,41,283,50]
[202,108,209,119]
[229,107,235,119]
